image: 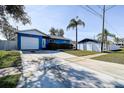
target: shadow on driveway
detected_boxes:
[21,50,60,54]
[19,57,124,88]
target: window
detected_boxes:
[49,39,54,43]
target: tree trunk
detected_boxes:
[76,25,78,50]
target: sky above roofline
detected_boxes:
[1,5,124,41]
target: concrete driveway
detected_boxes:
[17,50,124,88]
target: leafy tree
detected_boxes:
[2,24,17,40]
[0,5,31,25]
[55,29,59,36]
[0,5,31,40]
[67,16,85,50]
[49,27,64,37]
[0,16,17,40]
[49,27,57,36]
[58,29,64,37]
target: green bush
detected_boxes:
[48,43,73,50]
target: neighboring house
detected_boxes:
[17,29,72,50]
[78,38,120,52]
[115,38,124,48]
[116,43,124,48]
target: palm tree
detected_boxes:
[97,29,115,50]
[67,16,85,50]
[114,36,120,44]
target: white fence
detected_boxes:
[0,40,17,50]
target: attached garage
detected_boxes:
[21,36,40,50]
[17,29,48,50]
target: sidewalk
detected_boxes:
[75,59,124,81]
[58,52,124,81]
[81,53,108,59]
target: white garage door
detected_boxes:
[21,36,39,50]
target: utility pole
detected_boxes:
[101,5,106,52]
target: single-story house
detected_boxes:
[17,29,73,50]
[78,38,120,52]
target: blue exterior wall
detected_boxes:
[17,32,71,50]
[55,39,70,44]
[17,33,42,50]
[49,39,71,44]
[46,39,49,48]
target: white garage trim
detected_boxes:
[18,33,42,50]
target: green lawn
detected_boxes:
[93,49,124,64]
[63,49,98,56]
[0,51,21,69]
[0,74,21,88]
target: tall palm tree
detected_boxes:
[97,29,115,50]
[67,16,85,50]
[114,36,120,44]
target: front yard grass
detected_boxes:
[0,74,21,88]
[63,49,98,56]
[0,51,21,69]
[93,49,124,65]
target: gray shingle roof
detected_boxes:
[49,35,71,41]
[78,38,101,44]
[18,29,49,37]
[17,29,71,41]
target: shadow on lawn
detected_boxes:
[110,49,124,53]
[20,57,124,88]
[0,53,22,69]
[0,54,11,66]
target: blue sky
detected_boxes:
[1,5,124,41]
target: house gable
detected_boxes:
[18,29,48,37]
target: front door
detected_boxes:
[42,38,46,48]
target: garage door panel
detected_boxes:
[21,36,39,49]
